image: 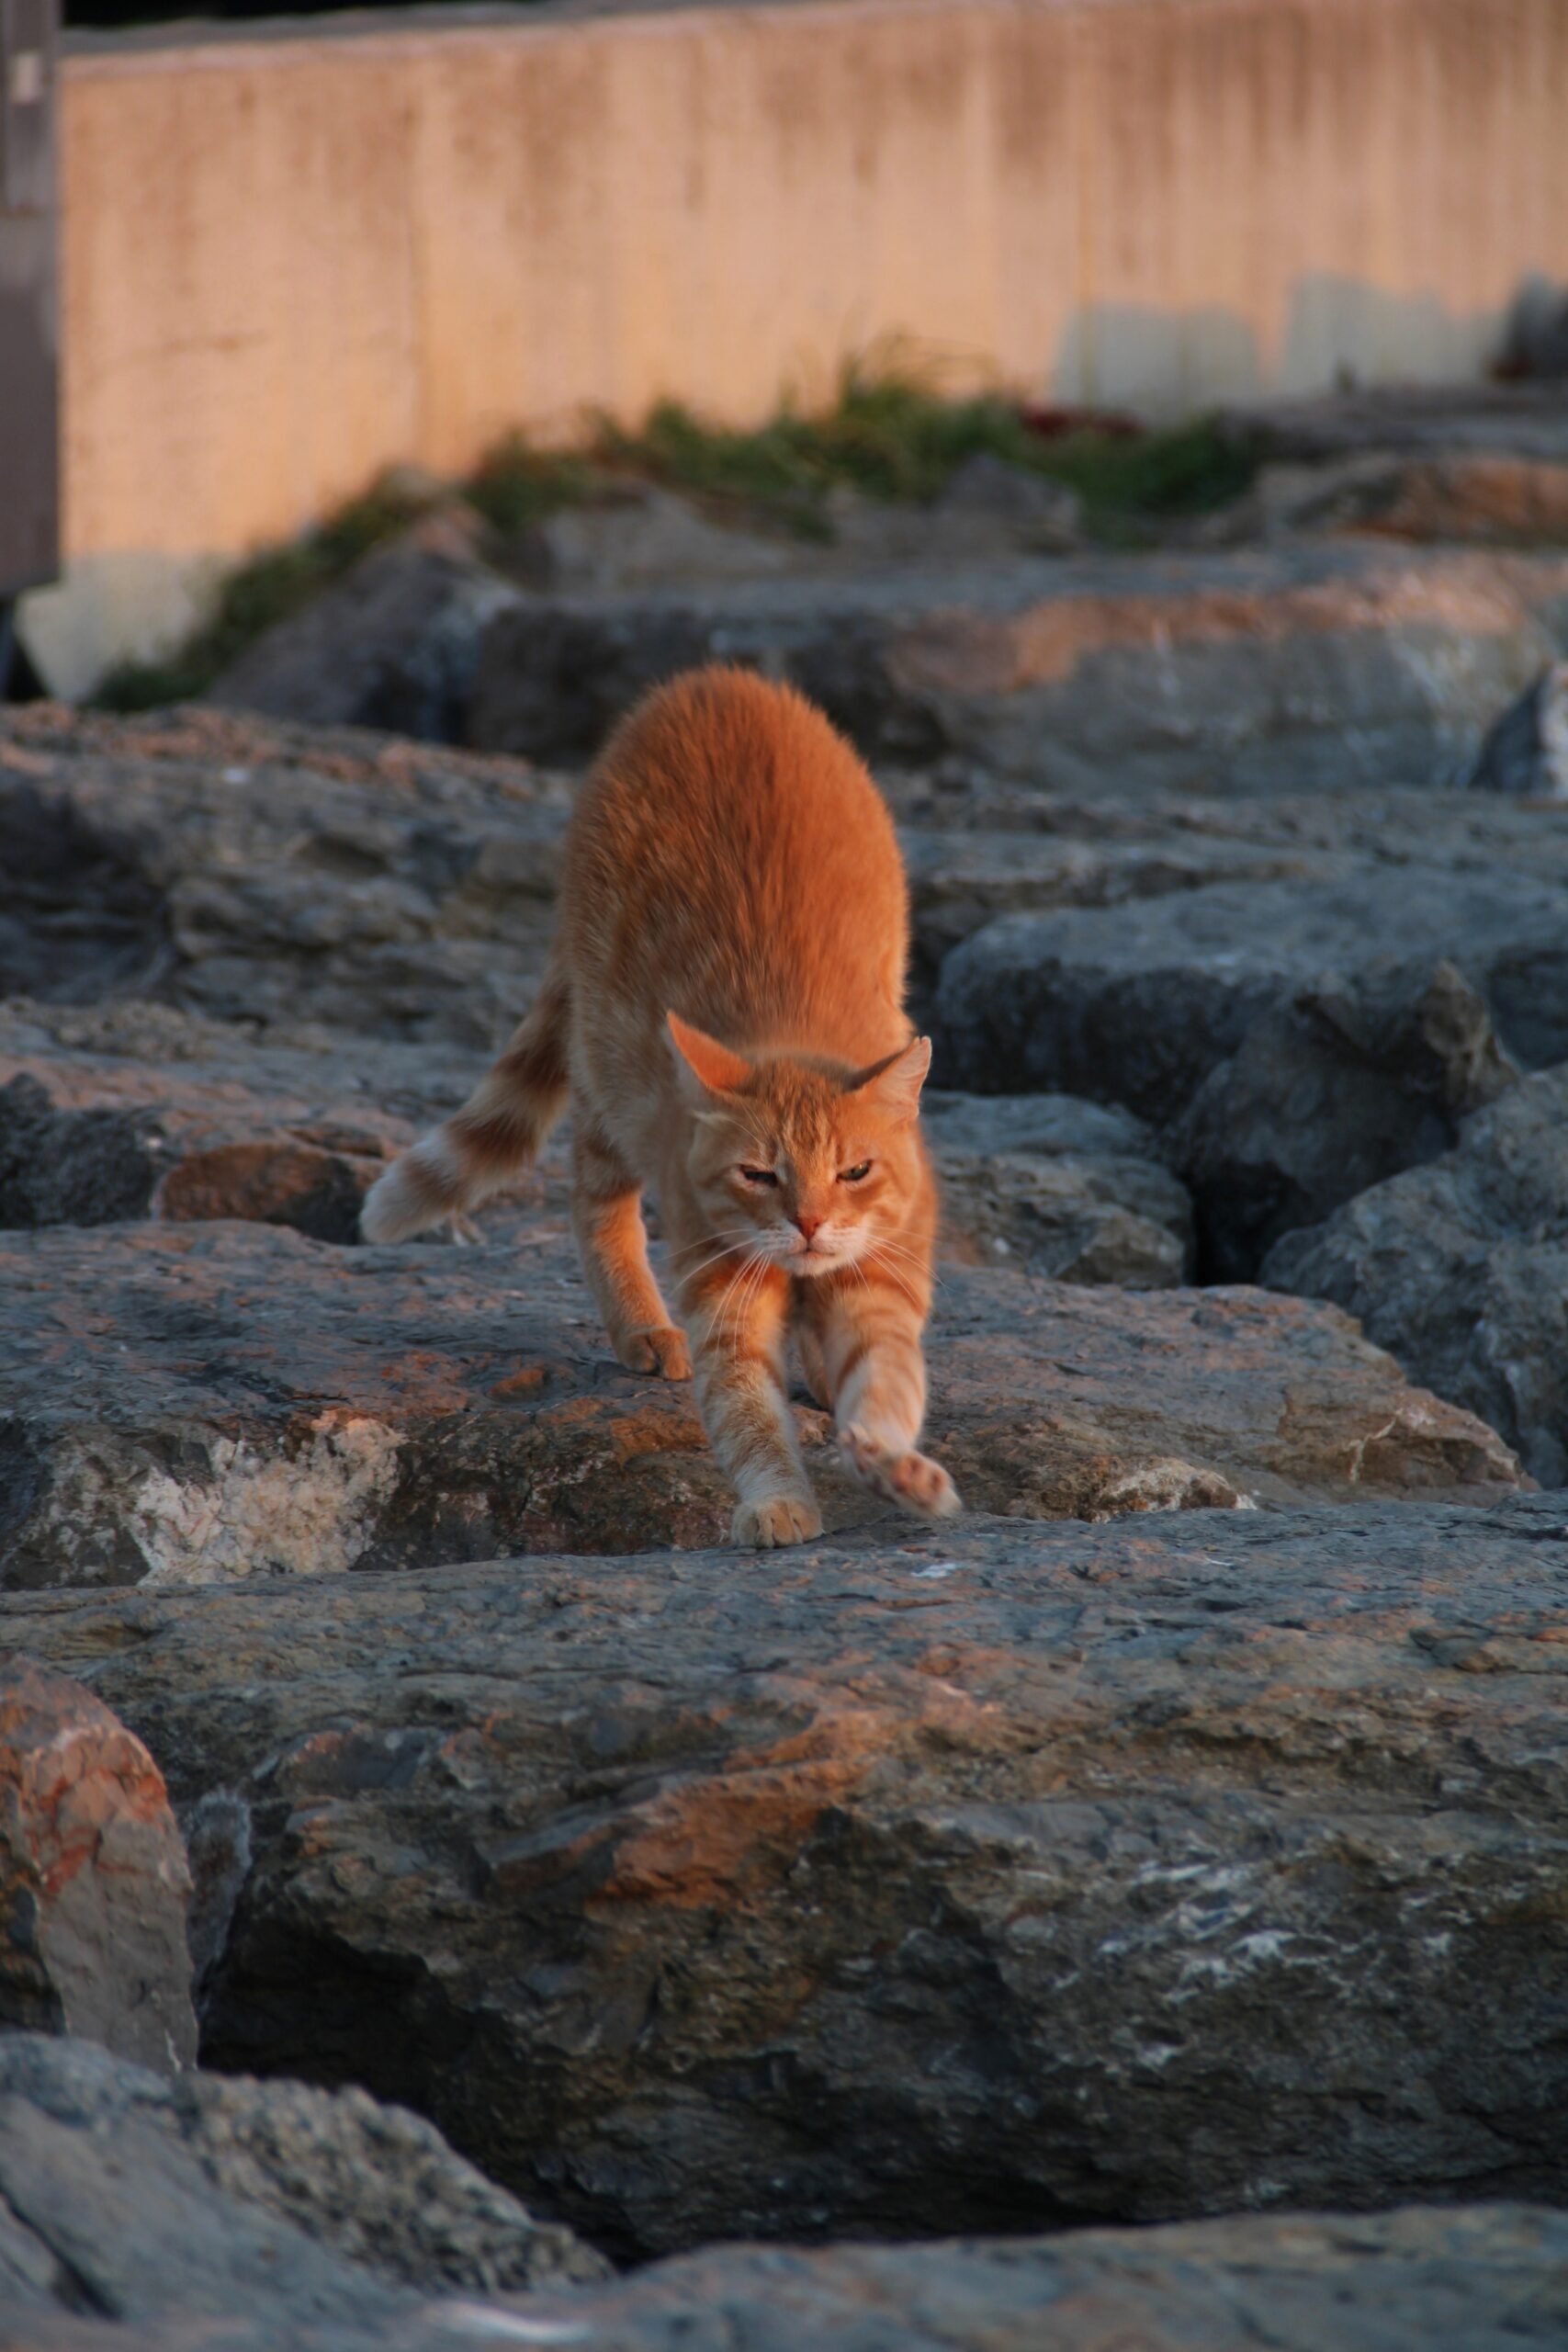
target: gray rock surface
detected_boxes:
[463,544,1568,789]
[0,1660,196,2072]
[924,1088,1192,1284]
[0,1074,164,1230]
[934,865,1568,1122]
[0,2030,603,2299]
[1264,1064,1568,1484]
[208,510,524,741]
[1169,957,1518,1280]
[1222,381,1568,464]
[501,2206,1568,2352]
[1201,449,1568,548]
[0,1040,415,1245]
[7,1497,1568,2255]
[1467,661,1568,797]
[6,2205,1568,2351]
[0,707,572,1048]
[0,1211,1519,1591]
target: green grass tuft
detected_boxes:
[90,372,1260,711]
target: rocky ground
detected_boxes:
[6,383,1568,2344]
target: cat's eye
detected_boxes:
[840,1161,873,1183]
[739,1165,779,1187]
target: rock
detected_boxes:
[1467,662,1568,798]
[0,2030,604,2300]
[1263,1064,1568,1485]
[0,1046,417,1245]
[0,1658,197,2072]
[0,996,490,1135]
[933,865,1568,1123]
[208,509,525,741]
[462,544,1568,789]
[513,484,802,594]
[0,1210,1519,1591]
[1498,276,1568,381]
[6,2215,1568,2352]
[1169,958,1518,1281]
[924,1089,1192,1285]
[0,1074,164,1229]
[1221,381,1568,465]
[8,1495,1568,2252]
[819,464,1082,565]
[930,451,1083,547]
[897,823,1338,999]
[0,706,571,1046]
[0,2034,600,2343]
[1205,450,1568,548]
[504,2205,1568,2352]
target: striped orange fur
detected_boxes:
[361,665,959,1546]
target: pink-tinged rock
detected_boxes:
[0,1656,197,2071]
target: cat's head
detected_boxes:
[668,1013,928,1278]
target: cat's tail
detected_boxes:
[360,969,571,1243]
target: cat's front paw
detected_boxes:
[731,1495,823,1548]
[840,1424,962,1520]
[616,1325,694,1379]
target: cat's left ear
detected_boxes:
[667,1012,753,1100]
[844,1035,931,1123]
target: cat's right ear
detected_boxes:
[667,1012,752,1100]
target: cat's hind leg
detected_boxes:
[571,1123,691,1379]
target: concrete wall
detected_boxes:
[23,0,1568,693]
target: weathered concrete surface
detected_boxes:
[1265,1065,1568,1487]
[0,1661,196,2072]
[464,545,1568,789]
[8,1498,1568,2256]
[1168,958,1517,1282]
[39,0,1568,689]
[934,865,1568,1124]
[0,1214,1520,1591]
[7,2205,1568,2352]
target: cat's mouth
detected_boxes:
[781,1237,850,1274]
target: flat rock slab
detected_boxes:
[0,1215,1518,1589]
[508,2204,1568,2351]
[7,2207,1568,2352]
[0,706,571,1048]
[0,1048,413,1243]
[8,2206,1568,2352]
[8,1496,1568,2255]
[1225,382,1568,465]
[465,544,1568,791]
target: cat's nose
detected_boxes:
[794,1213,824,1241]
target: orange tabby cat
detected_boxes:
[361,665,959,1546]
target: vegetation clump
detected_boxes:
[96,371,1258,712]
